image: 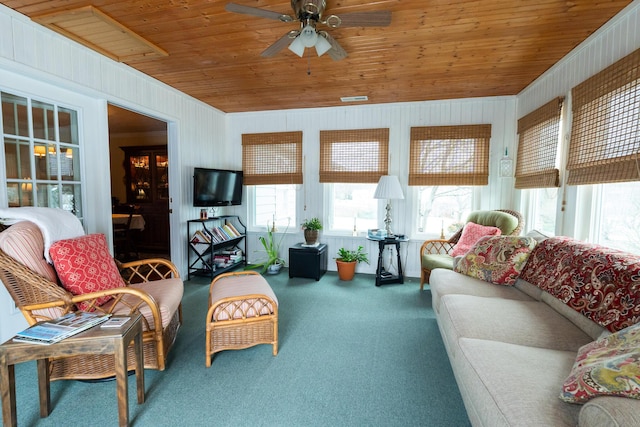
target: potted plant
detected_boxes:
[301,217,322,245]
[335,245,369,281]
[246,221,288,274]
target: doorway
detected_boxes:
[107,104,170,260]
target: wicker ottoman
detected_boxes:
[205,271,278,367]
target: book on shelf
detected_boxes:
[205,228,221,244]
[218,248,243,256]
[213,227,229,241]
[190,229,211,244]
[226,222,242,237]
[13,311,111,345]
[223,224,239,238]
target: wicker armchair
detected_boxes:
[419,209,524,290]
[0,223,183,381]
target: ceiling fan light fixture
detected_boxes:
[288,35,306,57]
[315,34,332,56]
[299,24,318,48]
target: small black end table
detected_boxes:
[289,243,328,281]
[368,237,409,286]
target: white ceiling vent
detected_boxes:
[340,96,369,102]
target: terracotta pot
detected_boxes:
[304,229,319,245]
[336,260,356,281]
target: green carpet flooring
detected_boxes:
[5,271,470,426]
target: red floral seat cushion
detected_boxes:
[49,234,125,310]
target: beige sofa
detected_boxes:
[429,236,640,426]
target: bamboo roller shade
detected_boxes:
[409,125,491,186]
[319,129,389,183]
[242,131,303,185]
[515,97,563,189]
[568,48,640,185]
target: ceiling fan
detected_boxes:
[225,1,392,61]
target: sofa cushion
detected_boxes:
[455,338,581,427]
[0,221,57,283]
[421,253,455,272]
[451,222,502,257]
[429,268,534,314]
[579,396,640,427]
[454,235,537,285]
[49,234,125,311]
[103,278,184,330]
[520,237,640,332]
[561,321,640,403]
[439,294,594,351]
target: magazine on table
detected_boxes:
[13,311,111,345]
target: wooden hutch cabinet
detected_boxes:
[121,145,170,254]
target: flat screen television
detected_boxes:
[193,167,243,207]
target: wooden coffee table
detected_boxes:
[0,313,144,427]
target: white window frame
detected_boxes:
[1,88,84,220]
[323,182,380,236]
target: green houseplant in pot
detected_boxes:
[246,222,288,274]
[301,217,322,245]
[335,245,369,281]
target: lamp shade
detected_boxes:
[315,34,332,56]
[288,36,306,57]
[374,175,404,200]
[289,25,332,58]
[299,24,318,48]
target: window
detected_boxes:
[2,92,82,216]
[567,48,639,185]
[319,128,389,233]
[409,125,490,236]
[242,131,302,229]
[416,186,472,236]
[326,183,378,233]
[594,181,640,253]
[523,187,558,236]
[515,97,563,234]
[252,184,297,231]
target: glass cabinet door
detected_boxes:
[129,154,151,202]
[155,154,169,200]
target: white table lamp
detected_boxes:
[374,175,404,237]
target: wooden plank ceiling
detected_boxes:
[2,1,633,113]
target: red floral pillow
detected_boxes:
[454,235,537,285]
[451,222,502,257]
[49,234,125,310]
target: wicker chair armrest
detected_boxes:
[420,239,456,256]
[117,258,180,284]
[74,287,162,334]
[21,286,162,331]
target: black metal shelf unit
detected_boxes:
[187,216,247,280]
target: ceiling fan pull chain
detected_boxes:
[307,56,311,75]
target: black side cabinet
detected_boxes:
[289,243,328,281]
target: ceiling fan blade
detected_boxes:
[321,32,348,61]
[261,31,298,57]
[325,11,392,28]
[225,3,294,22]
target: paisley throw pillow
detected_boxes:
[454,235,537,285]
[561,322,640,403]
